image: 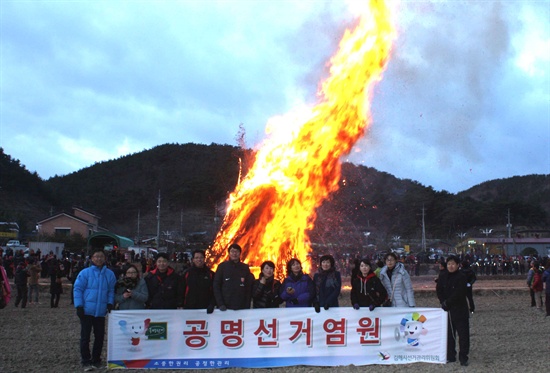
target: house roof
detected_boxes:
[72,206,101,219]
[37,213,94,226]
[88,232,134,249]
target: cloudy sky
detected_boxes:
[1,0,548,193]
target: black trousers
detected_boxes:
[465,286,475,312]
[50,293,60,308]
[15,285,28,308]
[447,311,470,363]
[79,315,106,365]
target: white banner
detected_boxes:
[107,307,447,369]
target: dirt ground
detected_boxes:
[0,275,548,373]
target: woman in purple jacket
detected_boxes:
[280,258,315,308]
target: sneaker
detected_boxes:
[92,361,103,369]
[82,364,95,371]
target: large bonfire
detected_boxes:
[208,0,395,276]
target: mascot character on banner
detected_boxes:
[119,318,151,351]
[394,312,428,347]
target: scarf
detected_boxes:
[117,276,138,291]
[315,267,337,295]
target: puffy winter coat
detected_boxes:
[73,264,116,317]
[379,262,415,307]
[280,273,315,307]
[115,278,148,310]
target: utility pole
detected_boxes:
[156,190,161,250]
[137,210,141,247]
[506,208,513,257]
[421,205,427,252]
[180,209,184,238]
[506,209,512,239]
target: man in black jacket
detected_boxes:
[14,261,29,308]
[212,244,253,311]
[145,253,183,309]
[181,250,215,312]
[436,255,470,366]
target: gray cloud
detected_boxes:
[1,1,548,193]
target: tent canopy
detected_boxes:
[88,232,134,249]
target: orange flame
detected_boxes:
[208,0,395,278]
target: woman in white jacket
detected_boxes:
[379,253,415,307]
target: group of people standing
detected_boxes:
[70,245,422,370]
[72,244,505,370]
[0,252,73,309]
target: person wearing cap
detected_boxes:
[212,243,253,311]
[73,248,116,371]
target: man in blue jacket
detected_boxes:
[74,248,116,371]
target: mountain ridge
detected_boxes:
[1,145,548,249]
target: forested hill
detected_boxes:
[1,145,548,245]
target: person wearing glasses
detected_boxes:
[115,264,148,310]
[379,252,415,307]
[181,249,215,312]
[73,248,116,371]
